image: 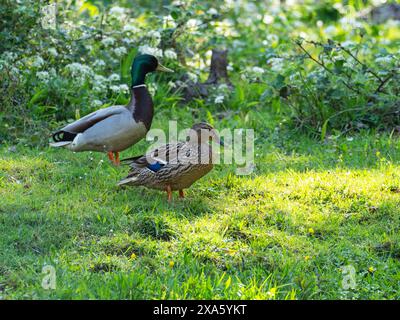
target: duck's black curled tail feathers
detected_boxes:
[52,130,77,142]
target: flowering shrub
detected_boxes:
[0,0,399,144]
[0,0,233,144]
[267,37,400,138]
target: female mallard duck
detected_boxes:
[50,54,173,165]
[117,123,224,202]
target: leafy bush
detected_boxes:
[0,0,220,144]
[265,38,400,138]
[0,0,399,145]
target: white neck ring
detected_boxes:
[132,84,146,89]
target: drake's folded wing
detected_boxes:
[61,106,125,134]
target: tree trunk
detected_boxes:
[180,48,233,102]
[205,49,231,85]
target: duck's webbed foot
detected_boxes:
[179,190,185,199]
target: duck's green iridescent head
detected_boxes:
[131,54,173,87]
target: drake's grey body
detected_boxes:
[63,106,148,152]
[50,86,153,153]
[50,54,174,162]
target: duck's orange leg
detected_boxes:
[107,151,120,166]
[107,151,115,163]
[179,190,185,199]
[114,152,120,166]
[166,185,172,202]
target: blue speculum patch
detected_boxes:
[147,162,165,172]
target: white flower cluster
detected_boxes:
[242,66,266,81]
[101,37,116,47]
[187,72,198,83]
[1,52,22,77]
[2,51,17,62]
[36,71,50,83]
[32,56,45,68]
[108,6,127,20]
[113,46,127,57]
[263,34,279,47]
[147,30,161,44]
[214,95,225,104]
[66,63,92,75]
[186,19,202,29]
[35,68,57,84]
[187,53,207,69]
[110,84,129,93]
[341,40,356,48]
[213,83,231,104]
[163,15,177,28]
[123,24,139,33]
[167,81,176,89]
[263,14,274,24]
[92,74,107,93]
[252,67,265,75]
[138,45,163,57]
[91,99,103,108]
[375,55,394,65]
[267,58,284,73]
[171,0,184,5]
[164,49,177,60]
[48,48,58,57]
[108,73,120,82]
[65,62,93,85]
[147,83,157,96]
[339,17,363,30]
[93,59,106,67]
[212,19,238,37]
[324,25,336,35]
[207,8,218,16]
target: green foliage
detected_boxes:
[1,0,399,145]
[1,107,400,299]
[1,0,400,300]
[276,38,400,137]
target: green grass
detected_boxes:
[1,107,400,299]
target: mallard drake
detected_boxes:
[50,54,173,165]
[117,122,224,202]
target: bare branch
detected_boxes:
[294,40,361,94]
[375,71,396,94]
[337,43,384,83]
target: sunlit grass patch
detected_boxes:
[1,129,400,299]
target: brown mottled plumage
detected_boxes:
[117,123,223,201]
